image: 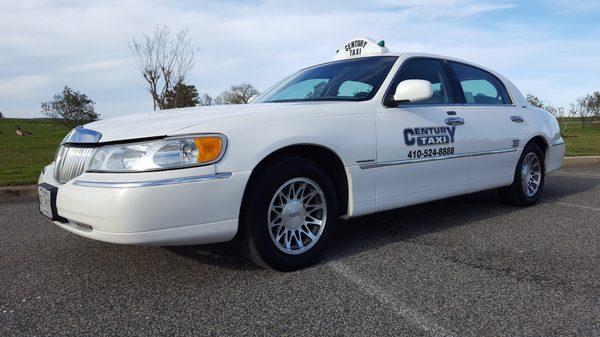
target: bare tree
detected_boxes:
[130,26,195,110]
[575,97,592,126]
[527,93,568,132]
[198,93,217,106]
[568,102,584,126]
[218,82,260,104]
[526,93,544,109]
[526,93,564,116]
[586,91,600,120]
[572,92,600,126]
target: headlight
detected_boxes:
[87,134,226,172]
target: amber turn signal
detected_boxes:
[194,137,223,163]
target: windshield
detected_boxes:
[254,56,398,103]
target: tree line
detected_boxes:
[526,92,600,130]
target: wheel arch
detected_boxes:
[525,135,549,159]
[239,143,350,220]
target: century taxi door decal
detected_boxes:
[403,126,456,146]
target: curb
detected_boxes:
[563,155,600,167]
[0,156,598,202]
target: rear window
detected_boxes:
[449,62,512,105]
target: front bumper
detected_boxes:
[39,163,251,245]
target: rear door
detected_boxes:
[373,58,471,210]
[447,61,528,190]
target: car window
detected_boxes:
[388,58,454,105]
[449,62,511,105]
[338,80,374,98]
[270,79,329,100]
[254,56,397,103]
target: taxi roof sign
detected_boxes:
[334,37,390,60]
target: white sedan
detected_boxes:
[38,38,565,270]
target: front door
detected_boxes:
[374,58,471,210]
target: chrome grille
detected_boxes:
[54,145,95,184]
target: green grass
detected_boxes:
[561,123,600,156]
[0,117,598,186]
[0,118,70,186]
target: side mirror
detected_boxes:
[391,79,433,106]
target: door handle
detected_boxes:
[445,117,464,126]
[511,115,524,123]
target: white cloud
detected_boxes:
[65,59,131,73]
[0,75,52,100]
[0,0,597,118]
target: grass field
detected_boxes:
[0,118,69,186]
[561,123,600,157]
[0,117,599,186]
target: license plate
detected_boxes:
[38,183,58,220]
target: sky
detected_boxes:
[0,0,599,118]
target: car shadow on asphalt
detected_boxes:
[166,173,598,271]
[321,173,599,265]
[164,242,262,271]
[164,191,508,271]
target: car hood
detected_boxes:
[84,102,339,143]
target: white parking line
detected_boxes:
[552,201,600,212]
[328,261,456,337]
[553,171,600,178]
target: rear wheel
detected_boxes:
[498,143,545,206]
[237,157,338,271]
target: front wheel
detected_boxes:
[237,157,338,271]
[498,143,545,206]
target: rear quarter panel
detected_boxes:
[525,107,564,172]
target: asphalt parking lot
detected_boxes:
[1,164,599,337]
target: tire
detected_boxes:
[498,143,545,206]
[236,157,338,271]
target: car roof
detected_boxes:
[353,52,502,76]
[315,52,499,76]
